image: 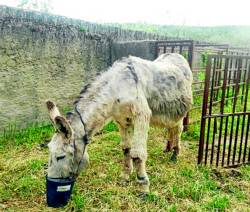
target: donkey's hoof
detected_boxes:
[119,180,130,187]
[163,148,171,153]
[137,192,148,199]
[119,175,130,186]
[163,141,172,153]
[170,153,177,162]
[119,173,130,185]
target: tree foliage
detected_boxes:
[17,0,52,13]
[106,23,250,48]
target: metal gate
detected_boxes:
[198,55,250,167]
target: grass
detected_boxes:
[0,122,249,211]
[1,123,54,149]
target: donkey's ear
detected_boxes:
[54,116,73,139]
[46,100,61,125]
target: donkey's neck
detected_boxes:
[73,78,114,137]
[75,102,112,137]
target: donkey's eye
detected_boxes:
[56,155,66,161]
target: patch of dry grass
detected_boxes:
[0,124,249,211]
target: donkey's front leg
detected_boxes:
[130,109,151,194]
[119,126,133,183]
[133,157,149,194]
[122,147,133,182]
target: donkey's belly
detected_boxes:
[150,114,183,128]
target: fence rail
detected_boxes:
[198,54,250,168]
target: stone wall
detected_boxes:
[0,6,111,131]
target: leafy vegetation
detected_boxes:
[0,122,249,211]
[105,23,250,48]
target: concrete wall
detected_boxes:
[0,6,111,131]
[0,6,168,131]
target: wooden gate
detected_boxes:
[156,40,194,68]
[198,55,250,167]
[155,40,229,128]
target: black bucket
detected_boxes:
[46,175,75,207]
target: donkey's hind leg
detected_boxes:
[165,122,183,161]
[164,130,173,153]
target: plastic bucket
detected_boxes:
[46,175,75,207]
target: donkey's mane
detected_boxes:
[73,70,109,107]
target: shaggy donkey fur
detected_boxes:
[46,53,193,193]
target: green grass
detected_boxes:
[0,122,249,211]
[0,123,54,149]
[204,194,230,210]
[101,121,119,133]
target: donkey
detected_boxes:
[46,53,193,194]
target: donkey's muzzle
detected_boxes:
[46,175,75,207]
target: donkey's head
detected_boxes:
[46,100,89,179]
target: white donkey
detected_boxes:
[46,53,193,194]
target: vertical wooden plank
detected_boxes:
[238,60,250,163]
[232,115,240,165]
[222,116,229,167]
[205,57,217,165]
[210,117,217,165]
[198,55,212,164]
[216,58,229,166]
[243,63,250,163]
